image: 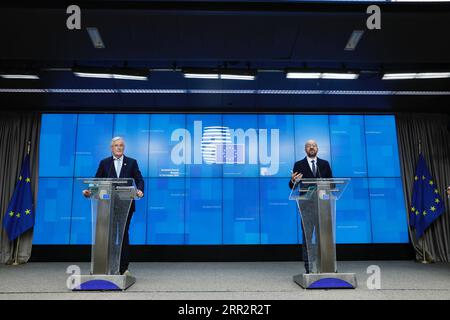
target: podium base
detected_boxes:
[72,274,136,291]
[293,273,357,289]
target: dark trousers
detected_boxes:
[301,223,313,273]
[120,210,133,274]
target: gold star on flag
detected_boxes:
[25,209,31,215]
[411,207,416,212]
[422,175,426,180]
[435,198,440,204]
[422,210,427,216]
[16,213,20,218]
[9,211,14,217]
[26,177,31,183]
[430,206,436,212]
[19,176,22,181]
[429,180,434,186]
[434,189,439,194]
[414,176,418,181]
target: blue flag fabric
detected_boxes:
[410,154,444,239]
[2,154,35,241]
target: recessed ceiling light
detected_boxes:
[286,72,321,79]
[0,74,40,80]
[110,74,148,81]
[322,73,359,80]
[286,72,358,80]
[73,72,113,79]
[184,73,220,79]
[382,72,450,80]
[73,67,149,80]
[86,27,105,49]
[183,69,256,80]
[345,30,364,51]
[220,74,255,80]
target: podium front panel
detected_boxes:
[80,178,137,275]
[291,179,349,274]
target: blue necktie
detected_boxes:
[311,160,317,177]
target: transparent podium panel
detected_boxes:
[289,178,350,277]
[79,178,139,276]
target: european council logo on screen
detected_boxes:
[170,121,279,175]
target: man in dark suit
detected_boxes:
[289,139,333,273]
[83,136,144,275]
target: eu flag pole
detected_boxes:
[2,141,35,265]
[410,148,444,263]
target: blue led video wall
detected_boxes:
[34,114,408,245]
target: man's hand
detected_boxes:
[291,172,303,184]
[136,189,144,198]
[82,190,91,198]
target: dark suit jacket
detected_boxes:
[95,155,144,212]
[289,157,333,189]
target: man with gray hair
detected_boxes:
[83,136,144,275]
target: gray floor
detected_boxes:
[1,261,449,299]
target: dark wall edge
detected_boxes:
[29,244,415,262]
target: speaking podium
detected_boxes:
[289,178,357,289]
[72,178,139,291]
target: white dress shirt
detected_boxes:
[113,155,124,178]
[307,156,318,174]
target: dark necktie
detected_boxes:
[311,160,317,177]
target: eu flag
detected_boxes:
[410,154,444,239]
[2,154,35,241]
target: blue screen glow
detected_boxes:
[35,113,408,245]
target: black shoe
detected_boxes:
[304,264,311,274]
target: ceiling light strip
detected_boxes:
[383,72,450,80]
[0,74,40,80]
[1,89,450,95]
[286,72,359,80]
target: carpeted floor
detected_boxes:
[0,261,449,300]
